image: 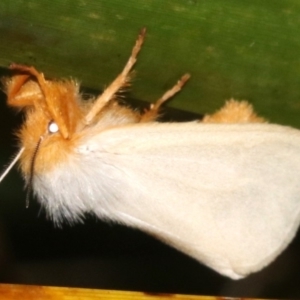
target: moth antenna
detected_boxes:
[84,28,147,125]
[25,136,43,208]
[140,73,191,122]
[0,147,25,183]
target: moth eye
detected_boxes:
[48,121,59,134]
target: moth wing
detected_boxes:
[81,122,300,279]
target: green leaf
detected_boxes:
[1,0,300,126]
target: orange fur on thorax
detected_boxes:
[202,99,266,124]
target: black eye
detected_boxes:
[48,121,59,134]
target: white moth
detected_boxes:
[1,28,300,280]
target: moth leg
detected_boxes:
[140,73,190,122]
[7,64,47,107]
[85,28,146,125]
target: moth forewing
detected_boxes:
[86,123,300,279]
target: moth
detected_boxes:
[1,28,300,280]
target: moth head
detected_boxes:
[5,64,83,137]
[4,64,83,175]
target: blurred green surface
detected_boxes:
[0,0,300,126]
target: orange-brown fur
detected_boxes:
[202,99,266,124]
[17,105,79,175]
[8,77,142,175]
